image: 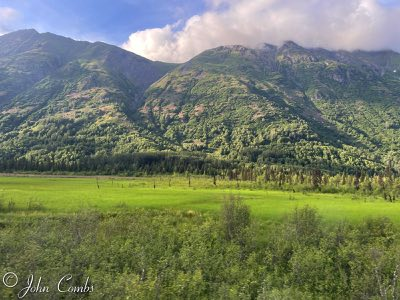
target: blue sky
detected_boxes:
[1,0,400,62]
[0,0,207,44]
[380,0,400,5]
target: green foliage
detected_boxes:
[220,195,251,242]
[1,207,400,299]
[286,206,321,246]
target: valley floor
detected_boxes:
[2,175,400,299]
[0,175,398,224]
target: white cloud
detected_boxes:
[0,7,19,35]
[122,0,400,63]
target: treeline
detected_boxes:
[0,152,234,175]
[1,152,399,198]
[245,165,400,201]
[0,151,394,176]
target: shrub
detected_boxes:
[286,205,322,246]
[220,195,251,242]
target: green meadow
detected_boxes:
[0,175,399,223]
[2,175,400,299]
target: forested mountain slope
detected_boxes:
[140,43,400,172]
[0,30,399,173]
[0,29,175,164]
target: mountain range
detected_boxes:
[1,29,399,173]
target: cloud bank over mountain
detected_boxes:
[122,0,400,63]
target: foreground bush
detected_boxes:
[0,206,400,299]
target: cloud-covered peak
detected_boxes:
[122,0,400,63]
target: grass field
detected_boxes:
[0,175,399,223]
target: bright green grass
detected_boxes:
[0,175,399,223]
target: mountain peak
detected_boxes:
[20,28,38,34]
[215,45,251,52]
[281,40,303,50]
[277,40,317,62]
[4,28,39,37]
[0,29,41,57]
[262,43,278,52]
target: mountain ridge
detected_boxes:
[0,29,399,173]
